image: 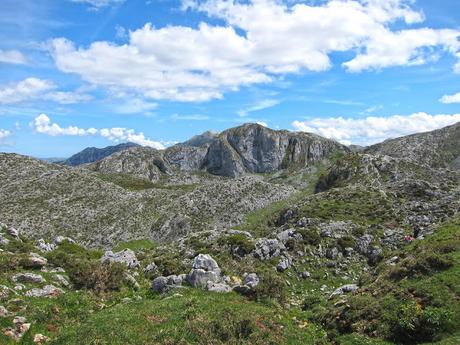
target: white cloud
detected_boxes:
[292,112,460,145]
[48,0,460,102]
[114,98,158,114]
[70,0,125,9]
[31,114,164,149]
[0,78,92,105]
[0,78,55,104]
[0,50,27,65]
[238,99,280,117]
[440,92,460,104]
[0,129,11,144]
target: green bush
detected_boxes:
[338,236,356,251]
[297,228,321,246]
[218,234,255,255]
[252,271,287,303]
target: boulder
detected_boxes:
[23,253,47,268]
[36,239,55,252]
[53,274,70,288]
[12,273,45,284]
[187,254,222,288]
[330,284,359,298]
[206,282,232,293]
[53,236,75,245]
[101,249,139,269]
[243,273,260,289]
[7,227,19,238]
[152,274,186,293]
[276,257,292,272]
[301,271,311,279]
[3,316,30,341]
[143,263,158,276]
[192,254,221,275]
[33,333,50,343]
[253,239,284,260]
[25,285,63,298]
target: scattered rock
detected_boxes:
[253,238,284,260]
[206,281,232,293]
[143,263,158,276]
[25,285,63,298]
[243,273,260,289]
[12,273,45,284]
[53,274,70,288]
[0,305,8,317]
[301,271,311,279]
[33,333,51,343]
[3,316,31,341]
[277,257,292,272]
[36,239,55,252]
[7,227,19,238]
[187,254,221,288]
[101,249,140,269]
[330,284,359,298]
[152,274,186,293]
[124,272,140,290]
[24,252,48,268]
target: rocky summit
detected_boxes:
[0,122,459,345]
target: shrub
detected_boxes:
[252,271,287,303]
[297,229,321,246]
[218,234,255,255]
[338,236,356,252]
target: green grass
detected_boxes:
[52,289,330,345]
[97,173,157,191]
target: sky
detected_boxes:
[0,0,460,157]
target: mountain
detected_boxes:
[63,142,139,166]
[87,123,349,179]
[366,121,460,170]
[1,122,460,344]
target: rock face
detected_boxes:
[201,124,348,177]
[63,142,139,166]
[366,121,460,170]
[101,249,140,269]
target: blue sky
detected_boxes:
[0,0,460,157]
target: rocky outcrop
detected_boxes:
[366,121,460,170]
[101,249,140,268]
[63,142,139,166]
[187,254,222,288]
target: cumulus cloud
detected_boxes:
[0,78,55,104]
[70,0,125,9]
[0,78,92,105]
[292,112,460,145]
[0,49,27,64]
[114,98,158,114]
[31,114,164,149]
[0,129,11,144]
[238,99,280,117]
[48,0,460,102]
[440,92,460,104]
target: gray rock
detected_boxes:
[54,236,75,245]
[143,263,158,276]
[53,274,70,288]
[187,269,220,288]
[343,247,354,257]
[101,249,139,269]
[243,273,260,289]
[124,272,140,290]
[326,247,340,260]
[301,271,311,279]
[192,254,221,275]
[206,281,232,293]
[36,239,55,252]
[253,238,284,260]
[12,273,45,284]
[25,285,63,298]
[277,257,292,272]
[152,274,185,293]
[0,305,8,317]
[367,246,383,265]
[7,227,19,238]
[355,234,374,254]
[24,252,47,268]
[330,284,359,298]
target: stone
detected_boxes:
[243,273,260,289]
[367,246,383,265]
[36,239,55,252]
[101,249,140,269]
[33,333,51,343]
[253,238,284,260]
[301,271,311,279]
[24,253,48,268]
[326,247,340,260]
[187,269,220,288]
[25,285,63,298]
[192,254,221,275]
[7,227,19,238]
[143,263,158,276]
[152,274,185,293]
[277,257,292,272]
[53,236,75,245]
[355,234,374,255]
[206,281,232,293]
[12,273,45,284]
[3,316,31,341]
[0,305,8,317]
[330,284,359,298]
[343,247,354,257]
[53,274,70,288]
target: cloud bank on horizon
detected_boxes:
[0,0,460,155]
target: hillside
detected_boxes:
[0,122,459,344]
[63,142,139,166]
